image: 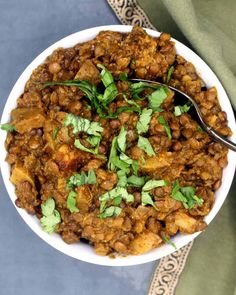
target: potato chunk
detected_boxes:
[175,212,198,234]
[10,163,34,186]
[130,232,162,255]
[75,60,100,84]
[76,185,93,212]
[11,107,45,133]
[142,152,173,172]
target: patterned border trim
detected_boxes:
[148,242,194,295]
[107,0,156,30]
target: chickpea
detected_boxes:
[48,62,61,74]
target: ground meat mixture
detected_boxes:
[5,27,231,256]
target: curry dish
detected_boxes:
[4,27,232,256]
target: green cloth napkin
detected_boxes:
[136,0,236,294]
[139,0,236,110]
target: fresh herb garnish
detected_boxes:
[119,72,128,81]
[97,64,118,104]
[108,127,137,172]
[129,82,168,109]
[123,94,142,114]
[98,186,134,216]
[196,125,203,132]
[74,139,99,155]
[127,175,147,187]
[86,135,101,147]
[131,160,139,176]
[99,187,134,204]
[117,169,128,187]
[142,179,168,191]
[98,206,122,219]
[117,126,127,153]
[174,104,191,117]
[141,191,158,210]
[64,113,103,136]
[67,170,96,190]
[158,115,172,139]
[108,137,130,171]
[148,87,168,111]
[140,178,168,210]
[162,235,177,249]
[137,136,155,156]
[113,196,122,206]
[171,180,204,209]
[40,198,61,234]
[52,127,59,140]
[66,191,79,213]
[137,108,153,134]
[167,66,174,83]
[0,123,16,132]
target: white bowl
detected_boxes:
[1,25,235,266]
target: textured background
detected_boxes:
[0,1,156,294]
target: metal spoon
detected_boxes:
[130,78,236,152]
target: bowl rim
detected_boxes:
[1,25,235,266]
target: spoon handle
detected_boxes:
[204,125,236,151]
[129,78,236,152]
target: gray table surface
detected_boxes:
[0,1,157,294]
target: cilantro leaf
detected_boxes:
[40,211,61,234]
[196,125,203,132]
[74,139,98,155]
[97,64,118,104]
[87,170,97,184]
[174,104,191,116]
[64,113,103,136]
[158,115,172,139]
[148,87,167,111]
[40,198,61,234]
[127,175,147,187]
[171,180,204,209]
[142,179,168,191]
[119,153,133,164]
[123,94,142,114]
[0,123,16,132]
[137,108,153,134]
[117,170,128,187]
[118,187,134,203]
[86,135,101,147]
[117,126,127,152]
[67,170,96,190]
[130,82,164,100]
[107,138,130,171]
[113,196,122,206]
[131,160,139,176]
[119,72,128,81]
[67,191,79,213]
[141,191,158,210]
[41,198,55,217]
[108,134,131,171]
[99,187,119,203]
[137,136,155,156]
[99,187,134,203]
[98,186,134,213]
[108,137,118,171]
[52,127,59,140]
[97,64,114,87]
[167,66,174,83]
[98,206,122,219]
[162,235,177,249]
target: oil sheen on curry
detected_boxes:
[3,27,231,256]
